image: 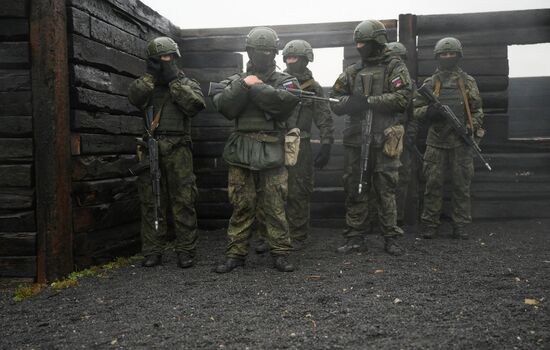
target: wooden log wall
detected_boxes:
[415,9,550,220]
[0,0,36,280]
[66,0,180,267]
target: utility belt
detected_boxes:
[235,131,283,143]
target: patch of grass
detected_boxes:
[12,255,143,302]
[13,283,47,302]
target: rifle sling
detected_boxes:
[299,79,315,91]
[458,77,475,132]
[150,92,171,133]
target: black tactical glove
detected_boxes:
[426,103,444,121]
[160,61,179,83]
[346,94,369,113]
[314,143,332,169]
[146,57,162,77]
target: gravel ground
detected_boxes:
[1,219,549,349]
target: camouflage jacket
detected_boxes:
[128,72,205,136]
[330,52,412,147]
[284,68,334,144]
[414,67,484,149]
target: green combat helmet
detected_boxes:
[353,20,388,44]
[146,36,181,58]
[387,42,407,59]
[245,27,279,52]
[434,37,463,57]
[282,40,314,62]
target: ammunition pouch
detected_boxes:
[284,128,301,166]
[382,124,405,159]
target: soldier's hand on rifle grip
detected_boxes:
[426,103,444,121]
[243,75,263,86]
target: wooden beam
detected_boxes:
[30,0,73,282]
[399,14,418,80]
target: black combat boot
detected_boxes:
[176,252,194,268]
[384,237,404,256]
[214,257,244,273]
[273,256,294,272]
[336,236,364,254]
[421,225,438,239]
[142,254,162,267]
[452,226,469,240]
[255,240,269,254]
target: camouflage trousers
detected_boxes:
[137,138,198,256]
[226,165,292,258]
[421,145,474,228]
[286,140,314,242]
[343,145,403,238]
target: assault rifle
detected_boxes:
[129,105,162,231]
[207,82,339,103]
[358,73,374,194]
[417,84,492,171]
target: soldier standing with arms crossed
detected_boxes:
[128,37,206,268]
[211,27,300,273]
[414,37,485,240]
[330,20,412,256]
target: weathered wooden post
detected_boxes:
[30,0,74,282]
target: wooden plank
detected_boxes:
[70,34,144,77]
[178,52,243,69]
[0,91,32,115]
[72,110,143,135]
[192,141,226,157]
[72,199,140,233]
[416,9,550,35]
[417,26,550,47]
[72,177,138,207]
[0,138,32,159]
[0,232,36,256]
[0,188,33,209]
[471,199,550,219]
[0,0,28,18]
[417,58,508,77]
[0,69,31,92]
[67,6,90,38]
[0,42,29,67]
[0,257,36,278]
[72,154,137,181]
[399,14,418,80]
[86,222,140,252]
[0,164,32,187]
[0,211,35,232]
[75,133,137,155]
[74,87,139,115]
[417,45,508,60]
[0,116,32,137]
[89,16,146,58]
[191,126,232,142]
[73,64,134,97]
[184,67,242,83]
[31,0,73,282]
[180,20,397,38]
[180,28,397,52]
[0,19,29,40]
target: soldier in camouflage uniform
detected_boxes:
[387,42,420,227]
[211,27,300,273]
[330,20,412,256]
[128,37,206,268]
[283,39,334,250]
[414,37,485,239]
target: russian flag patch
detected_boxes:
[390,76,404,90]
[283,81,299,90]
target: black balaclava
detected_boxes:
[357,41,379,61]
[247,48,276,73]
[437,54,460,71]
[286,56,309,75]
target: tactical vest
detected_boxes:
[229,72,289,133]
[152,85,191,135]
[427,73,468,148]
[344,59,403,147]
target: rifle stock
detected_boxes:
[207,82,339,103]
